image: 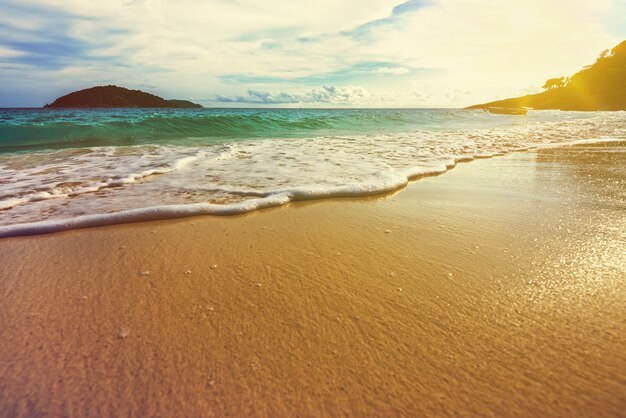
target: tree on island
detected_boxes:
[542,77,567,90]
[598,49,611,60]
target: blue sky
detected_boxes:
[0,0,624,107]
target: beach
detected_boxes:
[1,142,624,416]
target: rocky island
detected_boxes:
[44,85,203,108]
[467,40,626,111]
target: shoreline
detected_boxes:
[1,143,625,416]
[1,137,623,239]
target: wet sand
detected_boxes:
[1,143,625,417]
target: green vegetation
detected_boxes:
[44,85,203,108]
[467,41,626,111]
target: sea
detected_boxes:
[0,108,624,236]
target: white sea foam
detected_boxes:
[0,164,451,238]
[1,113,625,237]
[0,148,208,211]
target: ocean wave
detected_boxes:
[0,109,425,152]
[1,110,625,237]
[2,108,613,153]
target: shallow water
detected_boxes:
[0,108,625,235]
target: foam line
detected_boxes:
[0,194,289,238]
[0,163,456,238]
[0,137,623,238]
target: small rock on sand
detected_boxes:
[118,327,129,339]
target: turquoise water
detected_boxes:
[0,108,601,153]
[0,108,624,236]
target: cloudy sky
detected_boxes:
[0,0,624,107]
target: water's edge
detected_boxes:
[0,140,605,238]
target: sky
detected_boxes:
[0,0,624,107]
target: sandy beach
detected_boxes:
[1,142,625,417]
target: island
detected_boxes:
[467,40,626,111]
[44,85,203,108]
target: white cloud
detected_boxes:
[373,66,410,75]
[215,85,370,105]
[0,0,624,107]
[0,46,25,58]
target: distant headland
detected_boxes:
[467,40,626,111]
[44,85,203,109]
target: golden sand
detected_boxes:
[1,143,625,416]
